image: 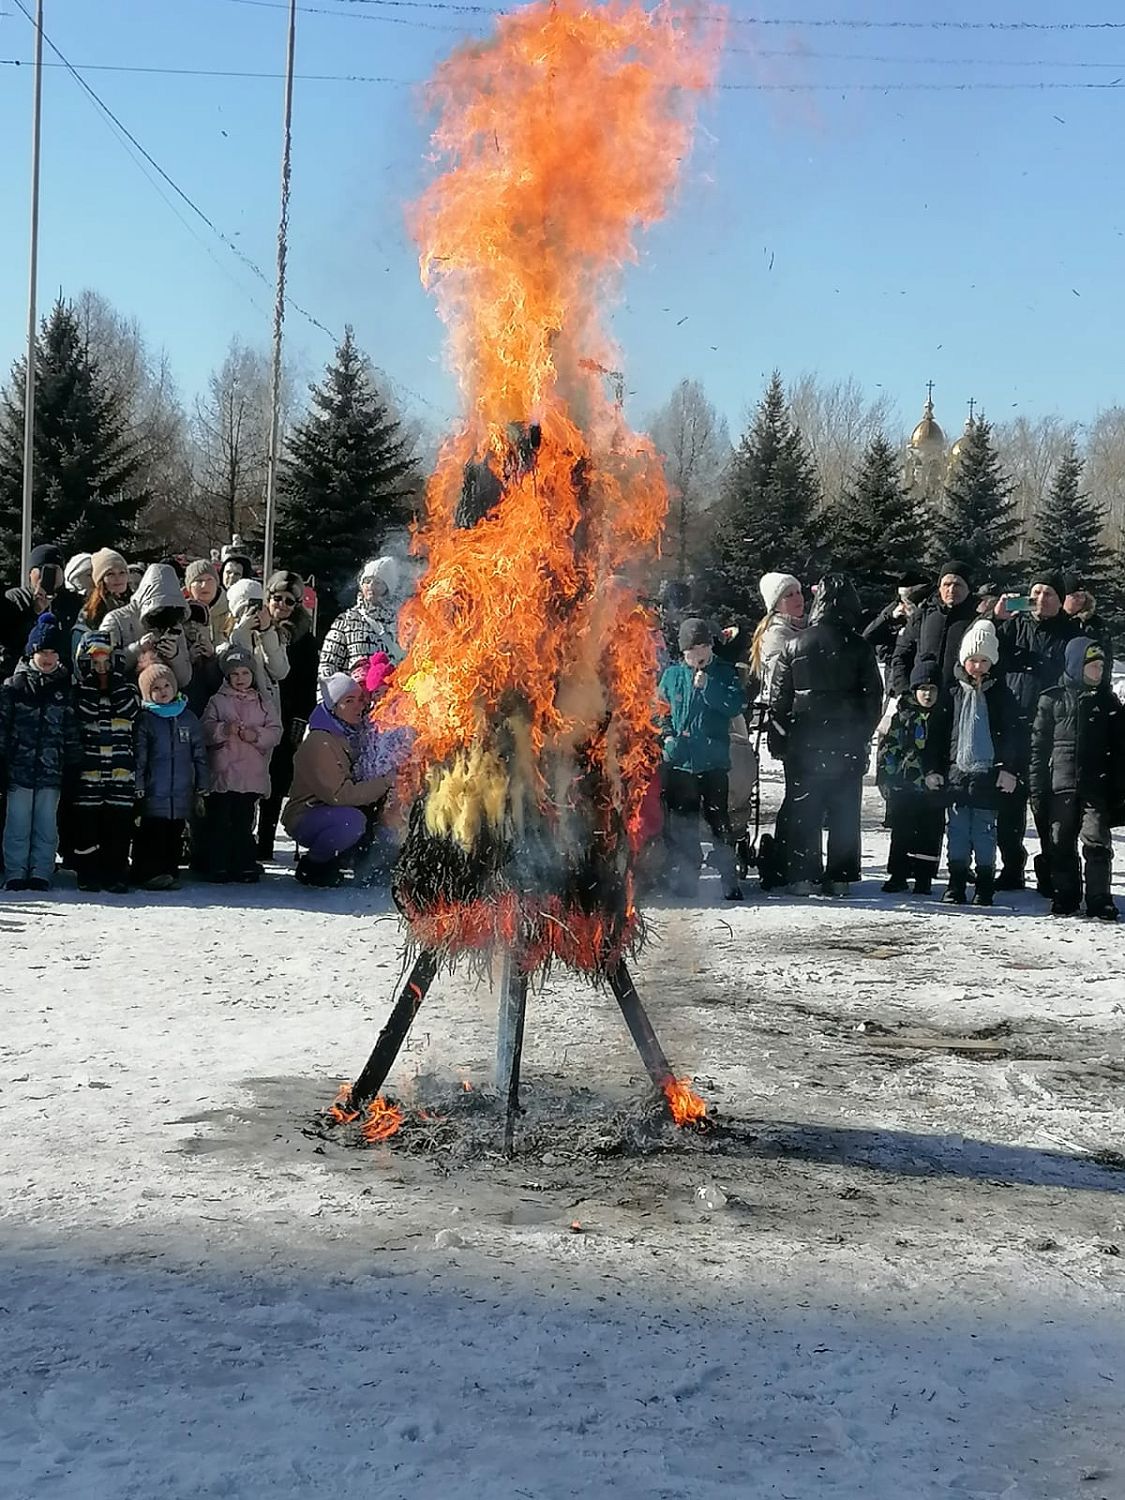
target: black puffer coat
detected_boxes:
[998,610,1083,718]
[768,575,883,770]
[889,592,979,695]
[1029,680,1125,809]
[0,660,80,790]
[932,668,1022,810]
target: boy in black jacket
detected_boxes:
[1030,639,1123,920]
[876,659,948,896]
[935,620,1022,907]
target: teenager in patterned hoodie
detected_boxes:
[71,632,141,892]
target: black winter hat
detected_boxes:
[26,611,64,656]
[29,543,64,573]
[937,559,973,588]
[1028,569,1066,602]
[1061,572,1085,599]
[909,659,942,690]
[678,617,714,652]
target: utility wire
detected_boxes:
[9,0,336,341]
[3,56,1123,90]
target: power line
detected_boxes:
[3,56,1123,90]
[8,0,337,341]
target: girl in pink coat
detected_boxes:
[201,647,282,882]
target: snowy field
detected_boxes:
[2,774,1124,1499]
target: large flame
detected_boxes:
[381,0,721,972]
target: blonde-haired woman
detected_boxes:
[750,572,804,700]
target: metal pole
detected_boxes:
[261,0,296,583]
[20,0,44,583]
[496,954,529,1157]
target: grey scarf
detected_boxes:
[955,680,994,773]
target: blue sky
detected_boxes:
[0,0,1123,442]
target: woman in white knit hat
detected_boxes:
[750,572,804,701]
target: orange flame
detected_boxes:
[327,1082,359,1125]
[361,1096,406,1142]
[662,1077,707,1127]
[376,1,721,969]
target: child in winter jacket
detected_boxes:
[658,617,745,900]
[876,659,949,896]
[933,620,1021,907]
[71,632,141,892]
[0,613,79,890]
[133,663,209,890]
[1030,638,1124,920]
[201,647,282,882]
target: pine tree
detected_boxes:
[709,372,820,615]
[825,432,928,611]
[934,415,1019,579]
[0,299,149,577]
[275,329,420,597]
[1028,440,1108,591]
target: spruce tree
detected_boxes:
[275,329,419,597]
[709,371,820,615]
[1028,440,1108,590]
[0,299,149,577]
[934,415,1019,579]
[826,432,928,611]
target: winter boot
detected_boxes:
[913,871,934,896]
[296,855,344,889]
[882,876,910,894]
[972,868,995,906]
[995,862,1026,892]
[1088,898,1120,922]
[942,864,969,905]
[1033,852,1053,898]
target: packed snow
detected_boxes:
[1,776,1124,1499]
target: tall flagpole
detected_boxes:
[261,0,296,583]
[20,0,45,583]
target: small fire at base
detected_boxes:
[662,1079,709,1128]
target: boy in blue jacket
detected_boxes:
[658,617,745,900]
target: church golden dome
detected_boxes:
[909,389,945,452]
[950,402,977,463]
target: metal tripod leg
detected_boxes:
[496,950,529,1156]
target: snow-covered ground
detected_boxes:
[2,776,1124,1499]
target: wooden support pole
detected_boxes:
[607,961,675,1107]
[349,950,439,1113]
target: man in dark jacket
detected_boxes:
[1,544,81,679]
[889,561,978,696]
[1063,575,1114,670]
[994,570,1085,891]
[862,577,929,667]
[768,574,883,895]
[658,616,745,899]
[1030,638,1123,919]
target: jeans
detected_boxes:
[947,804,997,869]
[1046,794,1113,911]
[292,805,367,864]
[3,785,61,882]
[663,768,735,881]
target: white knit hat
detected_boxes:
[319,672,362,710]
[64,553,93,592]
[360,556,400,595]
[959,619,1000,667]
[759,571,801,614]
[227,577,264,618]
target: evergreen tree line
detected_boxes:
[703,371,1125,626]
[0,298,422,602]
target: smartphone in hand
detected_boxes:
[1006,596,1032,613]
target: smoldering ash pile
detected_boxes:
[331,0,722,1151]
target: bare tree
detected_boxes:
[75,289,193,556]
[647,378,732,579]
[186,340,279,554]
[1083,406,1125,552]
[992,414,1078,567]
[787,373,898,509]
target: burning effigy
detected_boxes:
[332,0,721,1150]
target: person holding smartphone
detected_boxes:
[2,544,82,678]
[993,571,1085,894]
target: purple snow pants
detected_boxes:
[292,806,366,862]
